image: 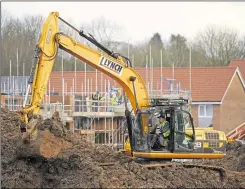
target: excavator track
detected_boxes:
[99,160,227,182]
[141,162,227,182]
[182,163,227,182]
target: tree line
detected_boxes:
[1,10,245,76]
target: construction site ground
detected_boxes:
[1,108,245,188]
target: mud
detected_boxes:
[193,141,245,172]
[1,109,245,188]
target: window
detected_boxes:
[198,104,213,127]
[174,110,194,152]
[198,105,213,117]
[199,105,205,116]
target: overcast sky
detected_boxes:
[2,2,245,43]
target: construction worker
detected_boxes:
[92,90,103,112]
[150,112,170,149]
[109,92,118,112]
[117,89,124,105]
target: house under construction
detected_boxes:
[1,73,191,150]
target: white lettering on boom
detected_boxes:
[99,56,123,76]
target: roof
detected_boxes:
[137,67,239,102]
[228,59,245,81]
[48,67,241,102]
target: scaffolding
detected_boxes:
[1,46,193,151]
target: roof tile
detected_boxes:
[228,59,245,81]
[49,67,237,102]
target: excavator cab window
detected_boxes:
[174,110,195,152]
[144,108,174,152]
[132,110,153,152]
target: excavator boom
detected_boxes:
[56,33,149,111]
[21,12,149,158]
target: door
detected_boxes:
[174,110,195,152]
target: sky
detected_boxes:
[2,2,245,44]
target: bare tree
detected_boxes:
[1,14,46,75]
[194,25,245,66]
[81,16,124,51]
[1,9,11,31]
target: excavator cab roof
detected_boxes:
[149,98,188,109]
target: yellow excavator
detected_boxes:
[19,12,227,161]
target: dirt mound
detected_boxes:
[1,109,245,188]
[194,141,245,172]
[1,108,24,164]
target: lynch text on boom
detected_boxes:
[99,57,123,75]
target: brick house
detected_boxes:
[228,59,245,81]
[46,65,245,134]
[1,64,244,135]
[134,67,245,133]
[226,59,245,138]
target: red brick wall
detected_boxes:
[190,104,221,130]
[191,105,198,127]
[48,95,71,105]
[220,73,245,133]
[212,105,221,130]
[92,118,121,131]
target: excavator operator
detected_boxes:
[150,112,170,150]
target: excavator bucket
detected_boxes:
[19,114,72,159]
[39,129,73,158]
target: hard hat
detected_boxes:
[158,114,165,119]
[158,110,165,118]
[96,90,100,94]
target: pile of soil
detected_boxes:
[194,141,245,172]
[1,109,245,188]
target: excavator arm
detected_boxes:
[56,34,149,111]
[20,12,149,157]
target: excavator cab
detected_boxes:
[131,106,195,152]
[122,98,226,159]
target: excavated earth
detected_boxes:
[1,108,245,188]
[193,140,245,172]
